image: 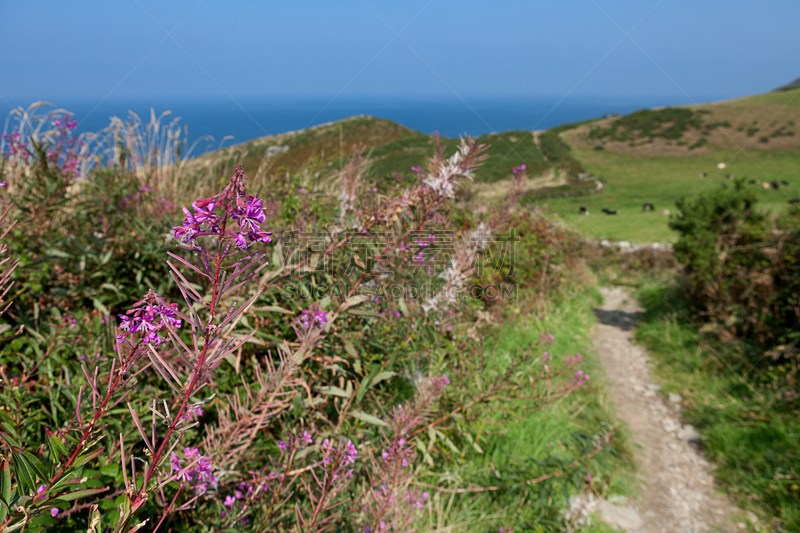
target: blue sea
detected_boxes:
[5,94,727,151]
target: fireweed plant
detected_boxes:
[0,109,600,532]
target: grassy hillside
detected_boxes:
[185,89,800,245]
[186,116,571,188]
[543,89,800,243]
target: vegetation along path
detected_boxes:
[592,287,753,533]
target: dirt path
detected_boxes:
[591,286,752,533]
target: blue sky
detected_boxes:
[1,0,798,104]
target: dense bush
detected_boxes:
[587,107,708,142]
[670,179,800,403]
[0,107,607,532]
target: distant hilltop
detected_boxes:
[775,77,800,91]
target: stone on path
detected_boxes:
[597,500,643,532]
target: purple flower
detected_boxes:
[170,452,182,474]
[0,181,7,188]
[232,195,266,232]
[181,405,204,421]
[411,166,422,172]
[50,508,59,518]
[300,430,313,446]
[233,233,248,249]
[277,440,287,453]
[223,495,236,508]
[117,293,182,346]
[343,439,358,466]
[191,199,219,226]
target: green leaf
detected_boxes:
[99,283,122,296]
[72,446,104,468]
[53,486,107,502]
[18,451,47,482]
[317,386,350,398]
[350,411,388,427]
[347,309,384,318]
[92,298,110,315]
[370,371,396,387]
[47,435,69,462]
[0,460,11,523]
[343,339,358,359]
[355,374,372,405]
[398,298,409,317]
[45,249,72,259]
[10,454,34,494]
[251,305,294,315]
[340,295,369,312]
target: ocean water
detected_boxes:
[7,94,724,151]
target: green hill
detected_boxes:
[187,89,800,244]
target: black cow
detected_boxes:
[579,206,587,214]
[601,208,618,215]
[699,172,707,178]
[771,181,780,189]
[780,180,789,186]
[748,179,759,185]
[789,199,800,205]
[724,174,734,179]
[643,203,654,211]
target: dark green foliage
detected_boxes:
[7,167,178,317]
[537,124,586,178]
[670,180,800,388]
[587,107,706,142]
[689,137,708,150]
[331,130,550,184]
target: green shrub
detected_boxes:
[587,107,705,142]
[670,180,800,377]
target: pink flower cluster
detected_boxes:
[52,118,81,178]
[277,430,313,453]
[170,447,217,494]
[172,166,273,250]
[512,163,526,174]
[117,294,181,346]
[1,132,27,156]
[321,438,358,467]
[296,307,327,331]
[573,369,590,387]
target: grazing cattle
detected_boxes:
[780,180,789,186]
[660,209,671,216]
[748,179,760,185]
[601,208,618,215]
[762,182,771,189]
[789,198,800,205]
[721,183,729,189]
[724,174,734,179]
[643,203,654,211]
[699,172,707,178]
[579,206,587,213]
[771,181,780,189]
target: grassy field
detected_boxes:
[541,146,800,243]
[538,88,800,244]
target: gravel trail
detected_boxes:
[591,286,754,533]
